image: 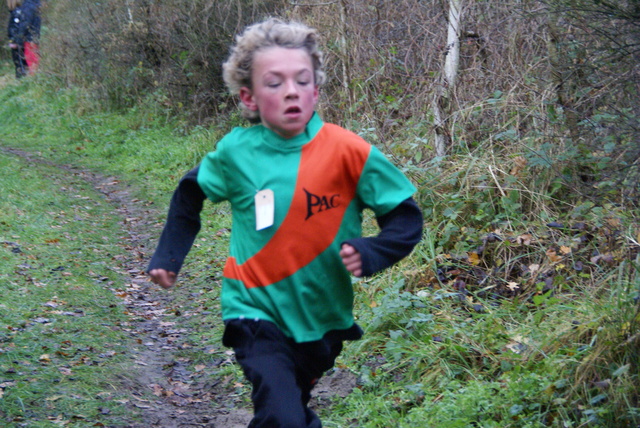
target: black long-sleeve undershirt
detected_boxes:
[147,166,423,277]
[147,167,205,274]
[342,197,423,277]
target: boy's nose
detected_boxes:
[284,80,299,98]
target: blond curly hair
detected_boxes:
[222,18,325,122]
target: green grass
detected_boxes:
[0,66,638,427]
[318,264,639,427]
[0,73,225,203]
[0,152,141,426]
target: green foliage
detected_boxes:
[0,78,225,201]
[334,253,640,427]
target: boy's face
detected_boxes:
[239,46,319,139]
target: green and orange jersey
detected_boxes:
[195,113,416,342]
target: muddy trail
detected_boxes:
[1,147,356,428]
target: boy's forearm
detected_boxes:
[343,197,423,277]
[147,167,206,275]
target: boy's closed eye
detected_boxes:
[266,80,309,88]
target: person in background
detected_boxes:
[7,0,40,78]
[147,18,423,427]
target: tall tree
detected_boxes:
[433,0,462,157]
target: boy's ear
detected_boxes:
[239,87,258,111]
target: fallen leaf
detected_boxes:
[159,321,177,327]
[591,254,614,265]
[150,384,164,396]
[606,217,621,228]
[45,395,65,402]
[546,248,562,263]
[593,379,611,390]
[505,342,528,354]
[506,282,520,291]
[560,245,571,254]
[517,234,532,245]
[47,415,71,425]
[71,414,89,421]
[468,252,480,265]
[134,403,152,409]
[510,156,527,176]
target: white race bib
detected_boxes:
[255,189,274,230]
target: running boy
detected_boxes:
[148,18,423,427]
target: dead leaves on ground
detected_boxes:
[406,218,638,304]
[107,271,242,413]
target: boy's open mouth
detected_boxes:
[285,107,301,114]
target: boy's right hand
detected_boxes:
[149,269,177,289]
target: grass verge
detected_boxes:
[0,152,142,426]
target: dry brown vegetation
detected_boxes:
[26,0,638,212]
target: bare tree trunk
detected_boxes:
[433,0,462,158]
[125,0,134,24]
[444,0,461,88]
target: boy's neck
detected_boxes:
[259,112,323,149]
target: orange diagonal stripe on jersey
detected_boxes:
[223,124,371,288]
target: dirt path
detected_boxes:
[1,147,356,427]
[91,174,254,428]
[1,146,253,427]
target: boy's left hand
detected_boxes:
[340,244,362,277]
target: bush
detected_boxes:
[40,0,287,121]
